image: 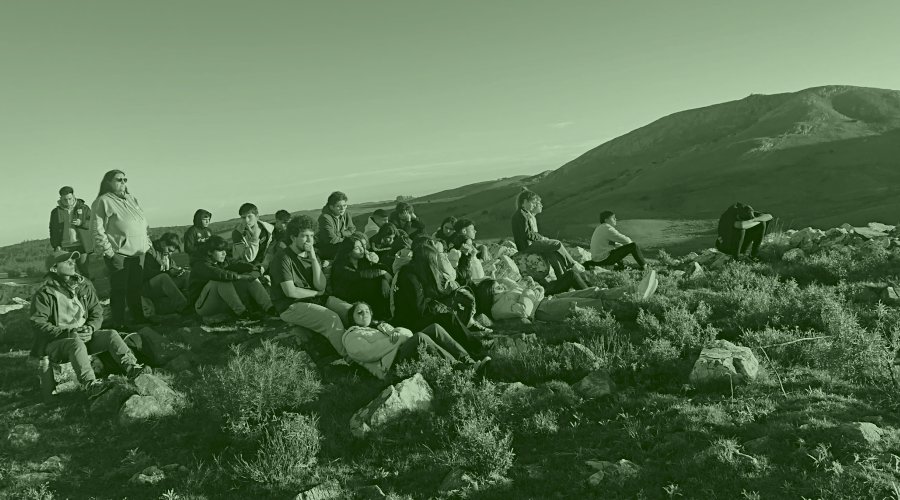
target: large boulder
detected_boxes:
[689,340,759,386]
[350,373,434,439]
[120,395,176,425]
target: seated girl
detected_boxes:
[474,270,658,323]
[370,223,410,272]
[342,302,488,380]
[446,232,485,287]
[331,232,392,319]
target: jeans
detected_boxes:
[105,254,145,325]
[520,239,577,279]
[45,330,138,385]
[535,286,628,322]
[393,324,473,365]
[194,280,272,317]
[146,273,188,314]
[586,242,646,269]
[279,296,352,356]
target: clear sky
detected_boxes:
[2,0,899,246]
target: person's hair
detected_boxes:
[326,191,348,207]
[275,209,291,222]
[204,235,230,254]
[598,210,615,223]
[347,301,372,327]
[440,216,458,229]
[411,237,450,293]
[238,203,258,216]
[453,218,475,233]
[333,232,370,274]
[515,188,540,210]
[373,208,388,218]
[286,215,317,239]
[372,222,399,247]
[97,170,127,198]
[192,209,212,226]
[156,232,182,251]
[59,186,74,196]
[395,201,413,214]
[473,279,498,317]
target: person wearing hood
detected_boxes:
[183,209,213,257]
[49,186,94,277]
[388,201,425,239]
[316,191,356,260]
[30,250,149,397]
[91,170,151,329]
[231,202,277,271]
[143,232,189,315]
[363,208,389,239]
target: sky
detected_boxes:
[2,0,899,246]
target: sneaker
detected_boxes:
[635,269,658,301]
[472,356,492,375]
[127,364,153,379]
[84,379,112,400]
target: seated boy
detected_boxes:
[715,203,773,260]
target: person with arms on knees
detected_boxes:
[363,208,389,239]
[270,216,353,357]
[389,201,426,239]
[49,186,94,278]
[143,232,189,315]
[183,209,213,258]
[433,216,457,250]
[91,170,151,329]
[715,202,773,261]
[188,236,274,323]
[331,232,392,319]
[585,211,647,270]
[231,202,277,273]
[510,188,585,284]
[370,223,408,272]
[30,250,149,397]
[316,191,356,260]
[342,302,487,380]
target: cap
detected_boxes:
[45,250,80,270]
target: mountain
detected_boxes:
[408,85,900,242]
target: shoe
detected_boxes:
[472,356,492,375]
[127,364,153,379]
[572,262,586,273]
[473,313,494,328]
[84,379,112,400]
[636,269,658,301]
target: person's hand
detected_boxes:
[377,322,394,334]
[365,251,379,263]
[71,218,82,226]
[75,325,93,342]
[261,275,272,287]
[303,242,316,257]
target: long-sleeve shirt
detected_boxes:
[331,258,385,301]
[316,206,356,259]
[231,220,276,268]
[187,256,244,304]
[183,226,213,256]
[91,192,150,258]
[590,223,633,261]
[30,274,104,357]
[511,208,543,251]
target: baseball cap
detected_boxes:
[45,250,81,270]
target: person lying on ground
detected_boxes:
[585,211,647,270]
[715,202,773,260]
[331,232,392,319]
[316,191,356,260]
[342,301,488,380]
[183,208,213,257]
[30,250,150,398]
[143,232,189,315]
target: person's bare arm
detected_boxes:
[279,281,322,300]
[734,213,772,229]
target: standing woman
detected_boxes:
[91,170,151,328]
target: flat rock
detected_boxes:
[839,421,884,446]
[689,339,759,386]
[350,373,433,439]
[572,370,614,399]
[119,395,176,425]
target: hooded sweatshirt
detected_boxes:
[231,220,276,267]
[316,205,356,259]
[184,209,213,256]
[187,254,245,305]
[590,223,633,261]
[342,323,413,379]
[91,192,150,258]
[30,273,104,357]
[49,198,93,251]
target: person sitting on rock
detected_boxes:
[143,232,189,315]
[363,208,390,239]
[331,232,392,320]
[188,235,275,323]
[389,201,426,239]
[474,270,658,324]
[183,209,213,258]
[30,250,150,397]
[510,188,585,280]
[715,202,773,261]
[342,301,488,380]
[585,211,647,270]
[269,215,353,357]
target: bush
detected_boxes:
[195,341,321,438]
[489,337,600,384]
[231,412,321,487]
[636,303,717,355]
[443,414,515,480]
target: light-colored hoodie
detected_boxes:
[342,323,413,379]
[91,192,150,258]
[590,223,633,261]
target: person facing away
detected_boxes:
[316,191,357,260]
[231,202,277,271]
[143,232,189,315]
[91,169,151,329]
[585,211,647,270]
[509,188,584,280]
[269,215,353,357]
[30,249,149,397]
[388,201,426,239]
[49,185,93,277]
[363,208,389,239]
[183,209,213,257]
[715,202,773,260]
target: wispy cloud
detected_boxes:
[549,121,574,129]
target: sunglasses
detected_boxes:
[113,177,128,183]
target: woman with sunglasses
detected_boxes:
[91,170,151,329]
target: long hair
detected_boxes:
[371,222,399,248]
[450,233,475,285]
[333,232,369,272]
[347,301,372,327]
[97,169,127,198]
[473,279,498,317]
[515,188,540,210]
[411,237,449,293]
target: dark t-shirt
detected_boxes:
[269,246,318,313]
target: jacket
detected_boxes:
[590,223,633,261]
[363,217,381,239]
[342,323,413,379]
[187,255,246,305]
[511,209,543,252]
[49,198,93,251]
[388,212,425,239]
[91,192,151,258]
[231,220,276,267]
[392,264,457,330]
[331,257,385,301]
[316,205,356,259]
[30,273,104,357]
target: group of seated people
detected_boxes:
[36,180,770,395]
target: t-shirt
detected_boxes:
[269,246,318,313]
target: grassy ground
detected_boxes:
[2,230,900,499]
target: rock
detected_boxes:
[671,270,686,279]
[354,485,387,499]
[7,424,40,448]
[119,395,176,425]
[790,227,825,248]
[883,287,900,305]
[839,422,884,446]
[438,467,477,493]
[586,459,641,486]
[350,373,434,438]
[572,370,614,399]
[868,222,895,233]
[134,374,178,405]
[781,248,805,262]
[496,381,538,405]
[683,252,699,262]
[163,352,195,372]
[38,455,65,471]
[0,303,25,316]
[689,340,759,386]
[568,246,592,264]
[686,262,704,278]
[742,436,773,454]
[90,379,138,414]
[853,226,891,240]
[295,481,343,500]
[130,465,166,485]
[694,249,730,270]
[560,342,601,371]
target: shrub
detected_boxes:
[195,341,321,438]
[443,414,515,480]
[521,409,559,435]
[636,303,717,355]
[231,412,321,487]
[489,338,600,384]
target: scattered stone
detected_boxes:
[129,465,166,485]
[572,370,614,399]
[686,261,705,278]
[868,222,895,233]
[790,227,825,249]
[295,481,343,500]
[683,252,699,262]
[7,424,40,448]
[586,459,641,486]
[134,374,178,405]
[883,287,900,305]
[567,246,592,264]
[853,226,891,240]
[438,467,477,493]
[781,248,805,262]
[689,339,759,386]
[350,373,434,438]
[354,485,387,499]
[38,455,65,472]
[119,395,176,425]
[560,342,601,371]
[839,421,884,446]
